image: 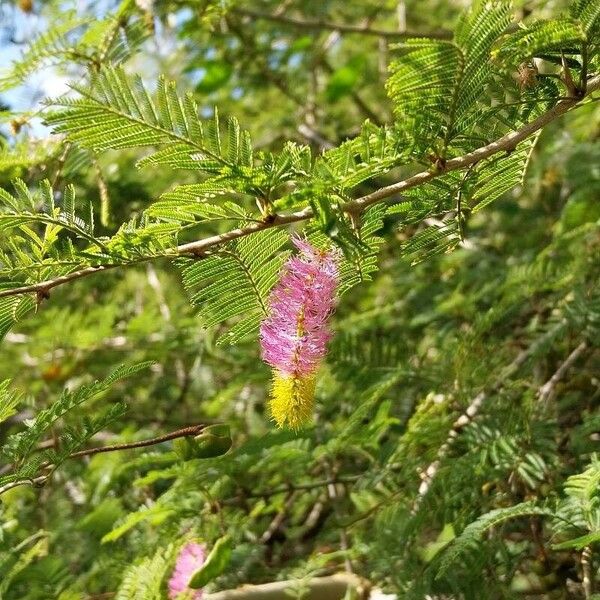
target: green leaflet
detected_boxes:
[0,295,36,343]
[114,545,176,600]
[0,13,149,92]
[2,362,152,462]
[435,502,555,577]
[0,380,20,426]
[386,0,512,153]
[395,137,538,264]
[494,19,587,66]
[189,535,232,589]
[179,229,290,345]
[45,68,254,174]
[552,530,600,550]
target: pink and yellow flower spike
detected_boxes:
[260,237,339,429]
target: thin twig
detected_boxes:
[260,490,298,544]
[0,425,206,497]
[1,76,598,301]
[232,7,451,39]
[413,320,568,510]
[582,545,594,599]
[223,475,360,504]
[225,17,303,107]
[351,75,600,211]
[306,5,388,125]
[67,424,205,458]
[224,16,336,148]
[0,475,48,497]
[320,58,384,125]
[537,341,587,405]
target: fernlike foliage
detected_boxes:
[0,11,148,91]
[115,545,176,600]
[386,0,513,153]
[0,362,152,491]
[436,457,600,576]
[179,229,290,345]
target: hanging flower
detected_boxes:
[260,237,339,429]
[168,542,206,600]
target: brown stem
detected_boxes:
[0,474,48,496]
[537,341,588,406]
[1,75,598,301]
[67,424,205,458]
[231,7,451,39]
[351,75,600,211]
[413,320,568,510]
[0,425,206,497]
[582,545,594,599]
[222,475,359,505]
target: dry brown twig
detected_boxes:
[0,424,206,497]
[414,320,571,510]
[232,7,451,40]
[0,76,598,302]
[537,341,588,406]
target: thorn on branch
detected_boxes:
[261,213,277,224]
[428,154,446,172]
[36,289,51,303]
[189,248,207,258]
[561,53,581,99]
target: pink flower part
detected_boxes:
[260,237,339,376]
[168,542,206,600]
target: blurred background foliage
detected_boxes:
[0,0,599,598]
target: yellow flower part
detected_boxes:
[269,371,316,430]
